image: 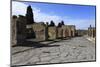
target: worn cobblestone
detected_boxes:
[12,36,95,65]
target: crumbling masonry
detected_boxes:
[11,5,76,46]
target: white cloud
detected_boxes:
[12,1,63,25]
[12,1,95,29]
[12,1,27,16]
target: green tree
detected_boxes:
[61,20,64,25]
[57,22,62,27]
[26,5,34,24]
[49,20,55,26]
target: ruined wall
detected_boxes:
[62,26,69,37]
[11,15,76,47]
[16,15,27,44]
[11,16,17,46]
[11,15,27,46]
[57,25,76,38]
[67,25,76,37]
[48,27,57,40]
[93,28,96,37]
[88,27,96,38]
[71,25,76,37]
[76,30,88,36]
[32,23,47,41]
[26,24,35,39]
[62,25,71,37]
[57,27,63,38]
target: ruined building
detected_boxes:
[75,29,88,36]
[88,25,96,38]
[48,27,57,40]
[26,5,35,39]
[57,27,63,38]
[11,15,27,46]
[62,25,76,37]
[57,25,76,39]
[32,23,48,41]
[11,5,76,46]
[11,15,17,46]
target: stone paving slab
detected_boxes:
[11,36,95,66]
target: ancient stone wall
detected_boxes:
[67,25,76,37]
[76,30,88,36]
[57,25,76,38]
[11,16,17,46]
[62,26,70,37]
[57,27,63,38]
[11,15,27,46]
[93,28,96,37]
[88,27,96,37]
[32,23,47,41]
[48,27,57,40]
[26,24,35,39]
[11,15,76,47]
[16,15,27,44]
[71,25,76,37]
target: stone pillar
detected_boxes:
[45,22,49,40]
[48,27,57,40]
[32,23,47,41]
[57,27,63,38]
[16,15,27,45]
[11,15,17,46]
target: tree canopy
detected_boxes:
[57,20,65,27]
[49,20,55,26]
[26,5,34,24]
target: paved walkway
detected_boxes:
[12,36,95,66]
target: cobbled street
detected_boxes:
[12,36,95,66]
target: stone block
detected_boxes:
[48,27,57,40]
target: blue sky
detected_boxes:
[12,1,96,29]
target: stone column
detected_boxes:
[11,15,17,46]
